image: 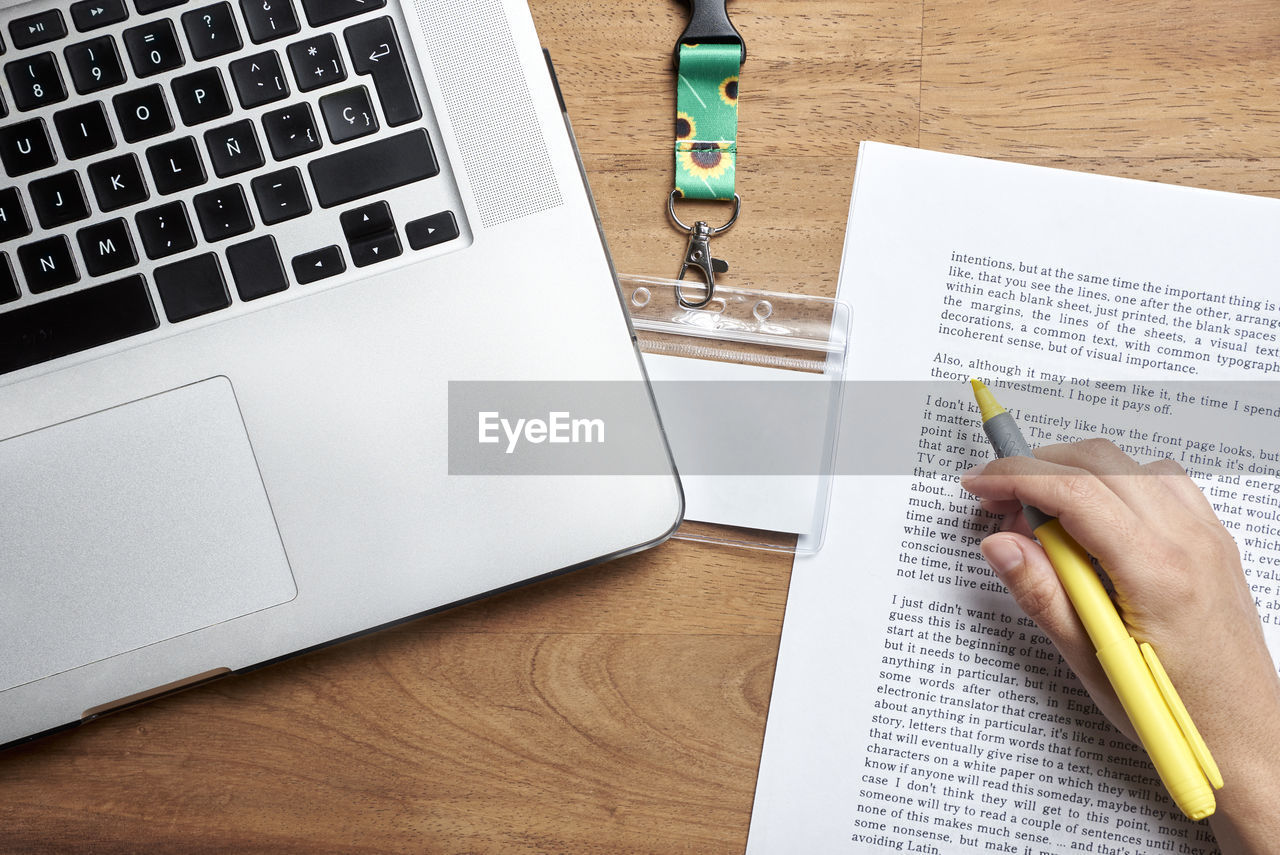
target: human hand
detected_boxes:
[960,439,1280,853]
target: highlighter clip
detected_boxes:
[1141,642,1224,790]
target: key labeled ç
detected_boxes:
[319,85,377,144]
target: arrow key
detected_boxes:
[292,244,345,284]
[349,228,400,268]
[340,200,391,241]
[405,210,458,251]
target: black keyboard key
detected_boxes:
[71,0,130,32]
[0,274,157,375]
[88,152,149,210]
[135,199,195,258]
[349,229,398,267]
[0,118,56,177]
[155,252,229,321]
[261,101,319,159]
[181,3,241,61]
[286,33,344,92]
[5,52,68,111]
[341,200,397,267]
[226,234,287,300]
[29,170,90,228]
[339,199,391,240]
[405,210,458,250]
[77,217,138,276]
[10,10,67,50]
[54,101,116,159]
[193,183,252,241]
[123,19,184,77]
[229,50,288,107]
[300,0,383,27]
[308,128,436,208]
[345,16,419,126]
[64,36,127,94]
[145,135,206,193]
[250,165,309,223]
[0,254,17,303]
[0,188,31,241]
[171,67,231,125]
[291,244,343,283]
[204,118,263,176]
[18,235,79,293]
[319,84,376,143]
[135,0,187,14]
[113,83,173,141]
[239,0,298,43]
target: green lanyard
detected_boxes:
[669,0,744,307]
[675,43,739,201]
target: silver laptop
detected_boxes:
[0,0,682,746]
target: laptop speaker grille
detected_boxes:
[411,0,563,228]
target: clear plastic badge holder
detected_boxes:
[620,274,851,554]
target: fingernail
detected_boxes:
[981,537,1024,578]
[959,466,981,487]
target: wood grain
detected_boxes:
[8,1,1280,852]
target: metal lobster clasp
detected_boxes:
[668,191,740,309]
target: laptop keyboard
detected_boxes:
[0,0,465,375]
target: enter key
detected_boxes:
[344,16,422,126]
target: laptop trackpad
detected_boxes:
[0,377,297,693]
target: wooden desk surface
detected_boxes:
[7,2,1280,852]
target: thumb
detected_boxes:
[980,532,1133,740]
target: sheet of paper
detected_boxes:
[643,353,827,535]
[747,142,1280,854]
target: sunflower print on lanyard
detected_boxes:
[674,43,739,201]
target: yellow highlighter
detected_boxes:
[969,379,1222,821]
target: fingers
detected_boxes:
[979,531,1133,738]
[961,439,1222,579]
[1035,441,1212,530]
[961,451,1144,575]
[980,533,1086,657]
[964,434,1280,831]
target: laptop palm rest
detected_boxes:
[0,376,296,694]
